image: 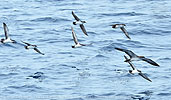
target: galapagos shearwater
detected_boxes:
[21,41,44,55]
[1,23,16,43]
[115,47,159,66]
[124,55,152,82]
[71,27,86,48]
[111,24,131,39]
[72,11,88,36]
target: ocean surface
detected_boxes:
[0,0,171,100]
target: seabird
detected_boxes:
[21,41,44,55]
[111,24,131,39]
[124,55,152,82]
[115,47,159,66]
[0,22,16,43]
[72,11,88,36]
[71,27,86,48]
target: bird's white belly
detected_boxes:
[27,46,35,49]
[115,25,124,28]
[75,44,82,48]
[132,70,139,74]
[75,21,82,25]
[131,57,141,61]
[4,38,12,43]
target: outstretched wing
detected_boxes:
[34,48,44,55]
[72,11,80,21]
[80,24,88,36]
[115,48,137,58]
[120,27,131,39]
[21,41,31,46]
[140,57,159,66]
[3,23,9,39]
[71,27,79,44]
[139,72,152,82]
[124,55,136,70]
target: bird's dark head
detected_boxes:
[24,46,29,49]
[129,70,132,73]
[0,39,4,43]
[111,25,116,28]
[73,22,77,25]
[72,46,75,48]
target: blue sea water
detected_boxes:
[0,0,171,100]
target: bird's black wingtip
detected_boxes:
[156,64,160,67]
[115,47,123,51]
[128,37,131,40]
[153,63,160,67]
[147,78,152,82]
[3,22,6,26]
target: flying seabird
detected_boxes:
[0,22,16,43]
[21,41,44,55]
[124,55,152,82]
[115,47,159,66]
[72,11,88,36]
[111,24,131,39]
[71,27,86,48]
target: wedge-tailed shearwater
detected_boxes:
[124,55,152,82]
[21,41,44,55]
[0,23,16,43]
[72,11,88,36]
[115,47,159,66]
[111,24,131,39]
[71,27,86,48]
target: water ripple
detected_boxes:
[31,17,70,23]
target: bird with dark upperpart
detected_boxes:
[115,47,160,66]
[72,11,88,36]
[71,27,86,48]
[111,24,131,39]
[1,22,16,43]
[124,55,152,82]
[21,41,45,55]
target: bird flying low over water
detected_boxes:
[71,27,86,48]
[124,55,152,82]
[115,47,160,66]
[21,41,45,55]
[1,22,16,43]
[72,11,88,36]
[111,24,131,39]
